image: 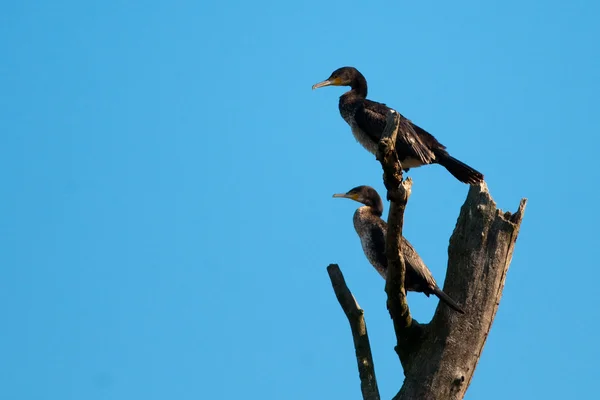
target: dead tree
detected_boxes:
[327,110,527,400]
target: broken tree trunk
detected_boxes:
[393,182,526,400]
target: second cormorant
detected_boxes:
[313,67,484,185]
[333,185,465,314]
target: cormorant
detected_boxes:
[333,185,465,314]
[313,67,484,185]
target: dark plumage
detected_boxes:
[333,185,465,314]
[313,67,484,185]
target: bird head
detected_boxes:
[333,185,383,215]
[312,66,362,89]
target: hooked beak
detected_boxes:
[312,77,342,90]
[332,192,359,201]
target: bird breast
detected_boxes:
[339,98,378,154]
[353,208,387,279]
[349,124,378,154]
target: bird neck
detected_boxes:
[350,75,368,99]
[349,74,368,98]
[357,203,383,218]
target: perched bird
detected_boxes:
[333,185,465,314]
[313,67,484,185]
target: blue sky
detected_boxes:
[1,1,599,399]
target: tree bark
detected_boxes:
[327,110,527,400]
[375,111,425,371]
[393,183,526,400]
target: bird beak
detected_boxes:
[332,193,359,201]
[312,77,342,90]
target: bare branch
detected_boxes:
[327,264,380,400]
[376,111,404,195]
[375,110,423,370]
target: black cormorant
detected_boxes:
[333,185,465,314]
[313,67,483,185]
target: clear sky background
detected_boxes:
[1,1,599,399]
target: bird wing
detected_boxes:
[369,222,389,278]
[353,100,389,143]
[355,100,435,164]
[410,122,447,151]
[370,226,438,290]
[400,236,438,290]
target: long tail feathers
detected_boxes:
[431,286,465,314]
[436,152,484,185]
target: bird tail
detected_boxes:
[435,151,484,185]
[431,286,465,314]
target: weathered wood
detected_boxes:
[394,183,527,400]
[375,111,425,370]
[327,264,380,400]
